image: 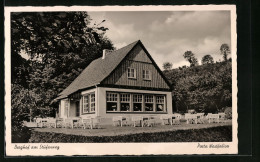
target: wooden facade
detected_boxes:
[102,44,170,90]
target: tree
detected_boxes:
[163,62,173,71]
[220,44,230,61]
[183,51,198,67]
[201,54,214,65]
[11,12,114,136]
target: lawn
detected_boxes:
[28,121,232,143]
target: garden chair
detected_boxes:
[47,118,57,128]
[185,114,198,124]
[56,118,65,128]
[41,118,49,128]
[64,118,73,128]
[92,117,102,129]
[112,116,127,127]
[82,117,93,129]
[172,114,181,125]
[160,115,172,125]
[35,118,42,128]
[132,116,143,127]
[196,113,205,124]
[219,113,226,123]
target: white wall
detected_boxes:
[69,102,76,117]
[59,99,68,118]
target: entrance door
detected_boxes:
[76,101,80,117]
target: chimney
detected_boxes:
[102,49,113,59]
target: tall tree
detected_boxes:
[163,62,173,71]
[220,44,230,61]
[183,51,198,67]
[201,54,214,65]
[11,12,114,128]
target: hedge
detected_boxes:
[29,126,232,143]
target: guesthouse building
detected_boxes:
[55,40,173,121]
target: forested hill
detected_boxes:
[163,60,232,113]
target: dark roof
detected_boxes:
[55,40,139,100]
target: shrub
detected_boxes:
[12,125,32,143]
[224,107,232,119]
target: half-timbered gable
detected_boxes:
[102,43,170,90]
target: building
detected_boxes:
[55,40,173,122]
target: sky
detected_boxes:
[88,11,231,69]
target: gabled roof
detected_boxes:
[55,40,139,100]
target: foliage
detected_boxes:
[224,107,232,119]
[201,54,214,65]
[220,44,230,61]
[164,60,232,113]
[162,62,173,71]
[29,126,232,142]
[11,12,114,142]
[183,51,198,67]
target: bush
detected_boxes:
[224,107,232,119]
[12,125,32,143]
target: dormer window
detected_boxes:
[143,70,151,80]
[127,68,136,79]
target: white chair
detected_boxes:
[82,116,93,129]
[185,114,198,124]
[64,118,73,128]
[172,114,181,125]
[47,118,57,128]
[132,116,143,127]
[219,113,226,123]
[160,115,172,125]
[112,116,127,127]
[56,118,64,128]
[35,118,42,128]
[41,118,49,128]
[92,117,102,129]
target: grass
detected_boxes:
[29,126,232,143]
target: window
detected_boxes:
[127,68,136,79]
[83,95,89,113]
[133,94,142,111]
[120,93,130,111]
[106,92,167,113]
[107,93,118,111]
[156,96,165,111]
[145,95,154,111]
[143,70,151,80]
[90,94,95,112]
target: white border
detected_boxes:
[5,5,237,156]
